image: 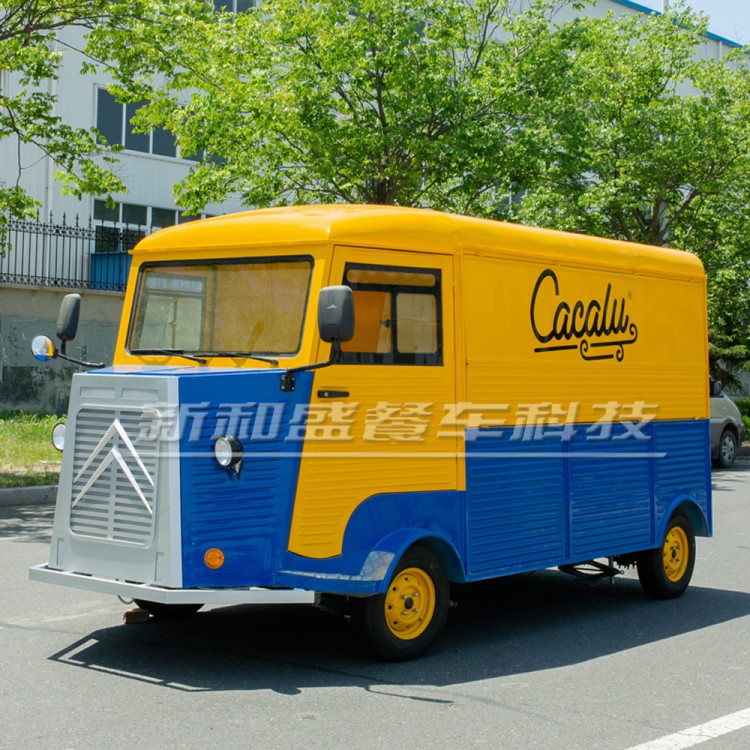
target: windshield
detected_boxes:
[128,257,313,356]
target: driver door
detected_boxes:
[288,246,458,559]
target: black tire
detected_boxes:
[715,428,737,469]
[357,545,450,662]
[133,600,203,620]
[636,513,695,599]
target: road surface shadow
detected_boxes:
[48,571,750,696]
[0,504,54,544]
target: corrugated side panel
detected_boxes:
[465,420,710,580]
[178,371,313,588]
[652,421,711,534]
[568,425,652,560]
[465,432,566,576]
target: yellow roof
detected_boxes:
[134,204,705,280]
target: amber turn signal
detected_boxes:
[204,548,225,570]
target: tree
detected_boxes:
[75,0,750,376]
[510,2,750,379]
[0,1,128,240]
[87,0,580,215]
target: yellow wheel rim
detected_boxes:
[662,525,689,582]
[384,567,436,641]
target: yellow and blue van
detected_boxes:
[31,205,711,660]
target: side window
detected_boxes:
[340,264,442,365]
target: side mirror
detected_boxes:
[318,286,354,343]
[31,334,57,362]
[56,293,81,343]
[710,379,723,398]
[279,286,354,392]
[30,294,104,369]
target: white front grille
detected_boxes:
[69,407,160,546]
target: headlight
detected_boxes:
[51,422,66,451]
[214,435,243,472]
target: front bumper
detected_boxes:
[29,564,316,605]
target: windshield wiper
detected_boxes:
[131,349,207,364]
[194,351,279,366]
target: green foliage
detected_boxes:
[88,0,571,214]
[5,0,750,374]
[734,397,750,438]
[508,1,750,376]
[85,0,750,374]
[0,1,129,248]
[0,411,61,487]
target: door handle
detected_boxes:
[317,389,350,399]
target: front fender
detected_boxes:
[369,528,466,594]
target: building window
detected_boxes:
[96,88,123,147]
[122,202,148,226]
[94,200,147,253]
[152,207,177,228]
[96,90,176,158]
[94,199,216,233]
[214,0,255,13]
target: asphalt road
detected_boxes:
[1,461,748,750]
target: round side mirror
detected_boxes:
[31,335,57,362]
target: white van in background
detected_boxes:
[710,379,746,468]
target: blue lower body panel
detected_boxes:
[464,419,711,580]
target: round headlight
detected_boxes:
[214,435,243,468]
[51,422,66,451]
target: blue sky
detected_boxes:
[636,1,750,44]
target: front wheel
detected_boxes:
[636,513,695,599]
[357,545,450,661]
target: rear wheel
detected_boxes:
[133,600,203,620]
[358,545,450,661]
[637,513,695,599]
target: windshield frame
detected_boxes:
[126,255,315,360]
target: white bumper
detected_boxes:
[29,564,317,605]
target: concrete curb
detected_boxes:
[0,485,57,508]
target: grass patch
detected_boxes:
[0,472,60,489]
[0,411,62,488]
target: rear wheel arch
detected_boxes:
[661,499,709,539]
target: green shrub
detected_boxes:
[735,399,750,440]
[0,411,62,487]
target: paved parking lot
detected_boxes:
[1,461,748,749]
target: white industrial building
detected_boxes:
[1,0,746,410]
[0,0,740,229]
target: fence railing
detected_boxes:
[0,213,151,292]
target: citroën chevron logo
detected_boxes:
[72,418,155,514]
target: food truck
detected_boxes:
[30,205,712,660]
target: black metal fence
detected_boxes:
[0,213,150,292]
